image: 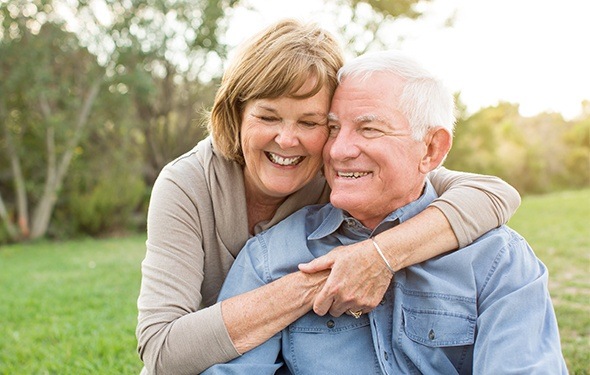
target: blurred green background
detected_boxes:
[1,0,588,373]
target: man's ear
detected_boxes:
[419,127,452,173]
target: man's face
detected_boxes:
[324,72,429,229]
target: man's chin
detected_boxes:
[330,193,363,211]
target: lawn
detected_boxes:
[508,188,590,374]
[0,236,146,374]
[0,189,588,374]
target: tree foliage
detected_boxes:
[330,0,428,55]
[68,0,239,183]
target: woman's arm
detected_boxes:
[137,164,328,374]
[427,166,521,247]
[221,270,328,354]
[299,168,521,316]
[137,168,238,374]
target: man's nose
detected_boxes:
[329,128,361,160]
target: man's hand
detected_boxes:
[298,239,394,317]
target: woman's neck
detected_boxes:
[244,178,286,235]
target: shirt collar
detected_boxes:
[308,179,438,241]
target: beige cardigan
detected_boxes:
[136,137,520,374]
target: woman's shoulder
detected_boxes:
[158,137,240,185]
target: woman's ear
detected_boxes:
[419,127,453,173]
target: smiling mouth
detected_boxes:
[266,152,304,166]
[337,171,370,179]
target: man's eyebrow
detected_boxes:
[327,113,339,122]
[354,114,386,124]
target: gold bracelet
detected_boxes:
[371,237,395,275]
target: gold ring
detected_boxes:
[348,309,363,319]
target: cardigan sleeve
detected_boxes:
[136,164,240,375]
[427,167,521,248]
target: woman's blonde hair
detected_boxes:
[208,18,344,164]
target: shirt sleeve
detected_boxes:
[427,167,521,247]
[202,237,285,375]
[473,230,568,373]
[136,167,239,375]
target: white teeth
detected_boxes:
[267,152,303,166]
[337,171,370,179]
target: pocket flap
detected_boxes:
[289,312,370,334]
[403,307,475,347]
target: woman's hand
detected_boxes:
[298,239,393,317]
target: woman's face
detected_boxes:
[241,79,330,201]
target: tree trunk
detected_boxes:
[30,79,101,239]
[1,114,30,240]
[0,192,18,239]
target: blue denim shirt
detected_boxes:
[203,181,568,374]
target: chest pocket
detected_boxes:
[285,313,382,375]
[402,307,476,347]
[400,305,476,374]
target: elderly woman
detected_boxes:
[136,19,520,374]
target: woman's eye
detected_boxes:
[259,116,279,122]
[300,121,319,128]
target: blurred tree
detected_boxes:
[52,74,147,238]
[0,3,104,241]
[0,0,239,242]
[446,102,523,182]
[324,0,428,56]
[66,0,239,184]
[562,101,590,188]
[446,100,589,195]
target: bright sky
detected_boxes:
[226,0,590,120]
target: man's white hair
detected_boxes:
[337,50,456,140]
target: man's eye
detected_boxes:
[328,124,340,136]
[360,127,385,139]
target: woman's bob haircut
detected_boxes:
[207,18,344,164]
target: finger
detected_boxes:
[328,303,349,318]
[312,285,334,316]
[298,254,335,273]
[327,291,360,318]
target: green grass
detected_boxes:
[0,236,146,374]
[508,188,590,375]
[0,189,588,374]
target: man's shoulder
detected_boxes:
[453,225,542,282]
[413,226,534,279]
[471,225,528,252]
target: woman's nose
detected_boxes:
[274,123,300,149]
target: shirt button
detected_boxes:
[327,320,335,328]
[383,351,389,361]
[428,329,436,340]
[379,297,386,305]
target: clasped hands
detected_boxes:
[298,238,394,318]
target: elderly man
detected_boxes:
[203,50,567,374]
